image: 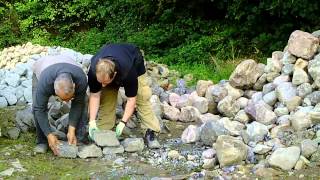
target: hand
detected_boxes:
[67,126,77,145]
[47,133,60,155]
[88,120,99,140]
[116,121,126,137]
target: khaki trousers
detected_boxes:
[97,73,161,132]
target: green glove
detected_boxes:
[88,120,99,141]
[116,121,126,137]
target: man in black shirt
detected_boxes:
[32,54,88,155]
[87,43,161,148]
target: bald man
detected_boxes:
[32,54,88,155]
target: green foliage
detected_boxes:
[0,0,319,82]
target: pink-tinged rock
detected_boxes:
[179,106,201,122]
[163,103,180,121]
[181,125,200,143]
[169,93,180,107]
[176,94,191,109]
[245,100,276,125]
[288,30,319,60]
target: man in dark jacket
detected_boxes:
[32,54,88,155]
[87,43,161,148]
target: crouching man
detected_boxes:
[87,43,161,148]
[32,54,88,155]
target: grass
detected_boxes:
[169,58,241,86]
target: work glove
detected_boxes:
[88,120,99,141]
[116,121,126,137]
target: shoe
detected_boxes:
[144,129,160,149]
[33,143,48,154]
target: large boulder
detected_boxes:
[215,135,248,167]
[287,30,319,60]
[268,146,301,170]
[229,60,264,89]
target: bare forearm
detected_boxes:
[89,92,101,121]
[122,97,136,123]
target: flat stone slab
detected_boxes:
[77,144,103,159]
[122,138,144,152]
[103,146,125,155]
[93,130,120,147]
[57,141,78,158]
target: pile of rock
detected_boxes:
[157,30,320,171]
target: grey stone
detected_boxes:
[276,82,296,104]
[199,113,220,124]
[215,135,248,167]
[268,146,301,170]
[202,158,216,169]
[218,117,244,136]
[0,97,8,108]
[202,148,216,159]
[23,87,32,103]
[305,91,320,106]
[308,54,320,81]
[274,107,289,117]
[245,100,276,125]
[263,91,277,106]
[7,127,20,139]
[234,110,250,124]
[77,144,103,159]
[300,139,318,158]
[150,95,163,118]
[237,97,249,109]
[196,80,213,97]
[103,146,124,155]
[200,121,228,146]
[93,130,120,147]
[14,63,28,76]
[57,141,78,158]
[264,57,282,73]
[274,75,290,86]
[122,138,144,152]
[290,111,312,131]
[15,86,24,99]
[4,72,20,87]
[277,115,290,125]
[262,83,276,94]
[292,68,309,85]
[217,95,240,117]
[229,60,264,89]
[191,96,208,114]
[253,144,272,154]
[1,91,17,105]
[297,83,312,98]
[178,106,200,122]
[281,64,294,75]
[21,79,32,88]
[245,121,269,143]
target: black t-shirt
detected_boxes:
[88,43,146,97]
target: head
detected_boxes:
[54,73,75,102]
[96,58,117,87]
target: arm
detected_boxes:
[89,91,101,122]
[121,96,136,123]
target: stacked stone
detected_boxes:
[155,30,320,171]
